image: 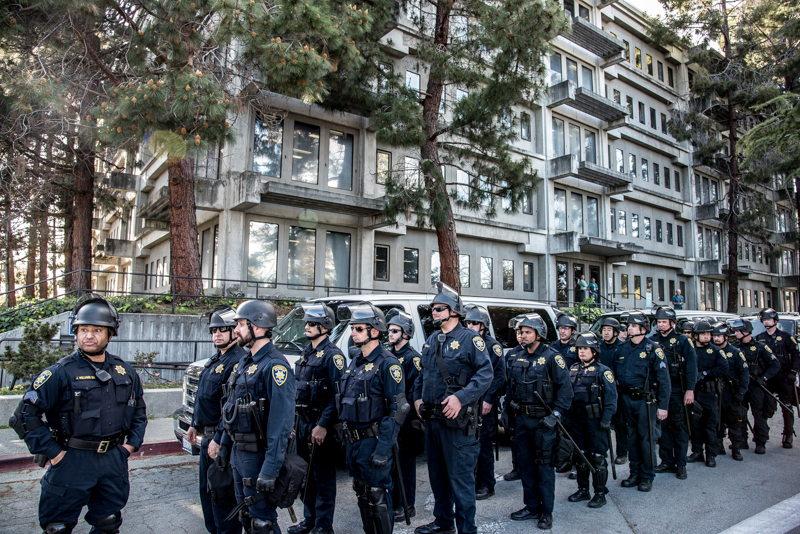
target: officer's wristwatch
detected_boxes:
[552,410,561,418]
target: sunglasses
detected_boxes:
[388,328,403,334]
[210,326,233,334]
[352,326,370,333]
[432,305,450,313]
[467,321,483,326]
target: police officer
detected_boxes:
[614,312,670,492]
[679,320,695,338]
[220,300,296,534]
[288,304,344,534]
[20,294,147,534]
[551,312,579,368]
[712,322,750,461]
[336,303,407,534]
[649,306,696,480]
[504,313,573,530]
[189,306,247,534]
[755,308,800,448]
[731,318,780,454]
[567,332,617,509]
[386,308,423,521]
[463,304,506,501]
[598,317,627,466]
[501,332,526,482]
[413,283,492,534]
[686,321,727,467]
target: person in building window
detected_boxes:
[588,279,599,307]
[671,289,685,310]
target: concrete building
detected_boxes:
[89,0,799,313]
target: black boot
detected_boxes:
[367,487,394,534]
[288,521,315,534]
[44,524,74,534]
[90,513,122,534]
[784,433,794,449]
[755,442,766,454]
[731,446,743,461]
[589,464,609,508]
[251,519,276,534]
[687,451,704,463]
[568,466,591,501]
[621,474,640,488]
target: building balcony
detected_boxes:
[695,202,719,221]
[683,259,723,277]
[106,172,140,192]
[775,231,799,246]
[561,16,626,65]
[780,275,799,288]
[547,154,633,189]
[547,80,630,122]
[722,263,753,278]
[137,179,225,223]
[103,239,135,258]
[548,231,641,259]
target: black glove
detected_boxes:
[370,452,389,469]
[754,376,766,387]
[256,474,276,493]
[734,393,745,405]
[788,372,797,384]
[542,414,559,429]
[599,419,611,430]
[500,411,510,430]
[216,443,231,469]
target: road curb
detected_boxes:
[0,440,186,472]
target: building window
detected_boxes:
[657,61,664,82]
[571,192,583,234]
[664,167,671,189]
[635,275,642,299]
[404,157,421,188]
[431,250,440,284]
[253,117,283,178]
[611,208,616,233]
[618,210,627,235]
[156,259,162,288]
[675,170,681,192]
[522,188,533,215]
[638,102,646,124]
[523,262,534,292]
[644,217,651,240]
[621,274,629,298]
[587,197,599,237]
[654,163,660,185]
[635,47,642,69]
[481,257,493,289]
[661,113,668,134]
[667,223,673,244]
[567,58,579,86]
[650,108,657,129]
[376,150,391,184]
[613,89,621,104]
[550,52,563,85]
[521,112,531,141]
[626,96,634,118]
[248,221,279,287]
[292,122,320,184]
[325,231,351,291]
[503,259,514,290]
[616,149,624,173]
[658,278,665,301]
[460,254,470,288]
[374,245,389,281]
[585,131,596,164]
[629,154,636,178]
[646,54,653,75]
[697,225,704,257]
[456,168,470,202]
[582,65,594,92]
[579,3,589,20]
[554,188,567,231]
[641,158,648,181]
[144,263,149,290]
[288,226,316,289]
[406,71,420,92]
[647,277,654,299]
[328,130,354,190]
[569,123,581,159]
[656,220,663,242]
[624,40,631,62]
[632,213,640,238]
[552,117,565,157]
[404,248,419,283]
[668,67,674,87]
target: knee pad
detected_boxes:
[353,478,367,496]
[366,487,388,508]
[92,513,122,534]
[44,523,74,534]
[251,518,275,534]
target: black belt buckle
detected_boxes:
[97,440,111,453]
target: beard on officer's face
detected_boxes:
[237,329,252,347]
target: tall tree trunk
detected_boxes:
[72,147,94,295]
[167,157,204,302]
[61,192,74,293]
[4,195,15,307]
[722,0,739,314]
[25,220,37,298]
[39,215,49,298]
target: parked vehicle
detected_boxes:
[742,312,800,338]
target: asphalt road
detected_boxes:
[1,416,799,534]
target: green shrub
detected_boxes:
[1,322,74,386]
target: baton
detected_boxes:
[494,408,500,461]
[533,392,595,474]
[794,374,800,418]
[607,429,617,480]
[392,445,411,525]
[303,441,317,503]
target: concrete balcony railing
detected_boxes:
[560,16,626,66]
[547,80,630,122]
[546,154,633,189]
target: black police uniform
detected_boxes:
[475,333,506,494]
[649,329,697,470]
[599,337,627,460]
[337,344,404,534]
[391,342,423,515]
[294,337,345,531]
[22,351,147,531]
[194,343,248,534]
[716,342,750,452]
[505,342,573,517]
[735,337,780,447]
[756,330,800,445]
[613,338,670,482]
[221,341,296,530]
[689,343,728,459]
[414,324,493,534]
[502,345,526,478]
[551,337,579,369]
[568,358,617,501]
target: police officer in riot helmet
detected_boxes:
[712,322,750,461]
[190,305,247,534]
[503,313,573,530]
[502,328,527,482]
[598,317,628,465]
[686,321,727,467]
[567,332,617,509]
[220,300,296,534]
[386,308,423,521]
[335,303,407,534]
[288,304,345,534]
[755,308,800,448]
[730,318,780,454]
[551,313,579,368]
[618,313,630,342]
[18,294,147,534]
[413,283,492,534]
[649,306,697,480]
[613,312,670,492]
[680,320,695,338]
[463,304,506,501]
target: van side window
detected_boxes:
[417,305,436,341]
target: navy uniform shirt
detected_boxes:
[193,343,248,443]
[339,345,404,458]
[650,329,698,391]
[756,330,800,374]
[569,359,617,423]
[599,337,623,370]
[505,342,573,415]
[694,343,728,386]
[221,341,296,479]
[551,337,578,368]
[22,351,147,460]
[414,323,493,408]
[735,337,780,381]
[613,337,671,411]
[296,336,345,428]
[718,342,750,395]
[482,333,507,407]
[392,342,421,428]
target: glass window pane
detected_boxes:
[585,131,596,164]
[635,48,642,69]
[579,4,589,20]
[406,71,420,92]
[697,225,704,257]
[554,189,567,231]
[552,118,565,157]
[460,254,470,288]
[326,232,350,291]
[629,154,636,178]
[621,274,629,298]
[657,220,663,242]
[456,168,469,201]
[523,262,533,292]
[557,261,568,305]
[641,158,648,181]
[292,122,320,184]
[431,250,440,284]
[675,170,681,192]
[503,259,514,290]
[328,130,353,190]
[288,226,316,289]
[667,223,673,244]
[644,217,651,240]
[616,149,624,173]
[567,59,579,86]
[581,66,593,92]
[571,192,583,233]
[253,118,283,178]
[632,213,639,237]
[639,102,645,124]
[661,113,668,134]
[481,257,493,289]
[247,221,279,287]
[377,150,390,184]
[668,67,674,87]
[569,124,581,159]
[550,53,562,85]
[618,210,627,235]
[646,54,653,75]
[374,245,389,281]
[404,248,419,283]
[521,112,531,141]
[654,163,660,185]
[678,225,683,247]
[404,157,421,188]
[635,275,642,299]
[626,96,634,117]
[658,61,664,81]
[665,167,671,188]
[587,197,599,237]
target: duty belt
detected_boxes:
[202,425,217,437]
[342,423,379,444]
[517,404,548,418]
[618,386,646,399]
[66,433,126,453]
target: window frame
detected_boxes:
[374,244,390,281]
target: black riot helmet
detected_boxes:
[728,318,753,334]
[387,308,415,339]
[692,320,713,334]
[654,306,677,323]
[679,319,695,334]
[234,300,278,329]
[555,312,578,330]
[464,304,491,329]
[337,302,387,333]
[299,303,336,331]
[619,311,631,326]
[203,305,237,333]
[626,312,649,328]
[759,308,779,322]
[70,293,120,336]
[575,332,600,354]
[711,321,729,337]
[427,282,465,317]
[600,316,621,332]
[509,313,548,341]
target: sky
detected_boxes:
[634,0,667,18]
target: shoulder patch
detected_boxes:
[765,346,773,354]
[413,356,422,371]
[493,345,503,357]
[655,348,665,360]
[740,354,746,362]
[390,364,403,384]
[604,370,614,384]
[33,370,52,390]
[24,391,38,404]
[333,354,345,371]
[233,363,240,373]
[555,355,566,369]
[688,339,695,348]
[473,337,486,352]
[272,365,288,386]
